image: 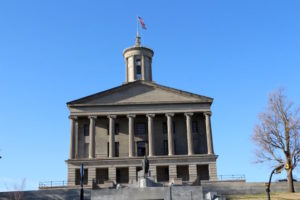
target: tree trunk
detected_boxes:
[287,169,295,193]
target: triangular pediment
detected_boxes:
[67,81,213,105]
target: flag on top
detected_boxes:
[138,16,147,30]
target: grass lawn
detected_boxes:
[226,192,300,200]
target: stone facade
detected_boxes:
[66,37,218,188]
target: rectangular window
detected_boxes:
[84,124,89,136]
[107,142,109,157]
[136,123,147,135]
[96,168,108,184]
[192,121,198,133]
[115,142,119,157]
[136,65,141,80]
[75,169,88,185]
[137,141,146,156]
[163,122,167,134]
[115,123,119,135]
[163,140,168,155]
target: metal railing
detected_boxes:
[218,174,246,181]
[39,181,68,189]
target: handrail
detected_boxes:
[39,180,68,188]
[218,174,246,181]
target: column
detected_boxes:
[149,165,157,182]
[204,112,214,154]
[185,113,194,155]
[189,164,197,182]
[89,116,97,159]
[129,166,137,184]
[141,55,145,80]
[125,58,128,82]
[108,115,116,158]
[74,118,79,158]
[147,114,155,157]
[166,113,174,156]
[108,167,116,184]
[209,163,218,181]
[69,116,77,159]
[127,114,136,157]
[169,164,177,183]
[88,168,96,186]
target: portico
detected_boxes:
[68,111,214,159]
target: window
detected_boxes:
[136,58,141,80]
[163,122,167,134]
[96,168,108,184]
[163,140,168,155]
[136,123,147,135]
[84,124,89,136]
[137,141,146,156]
[115,142,119,157]
[75,169,88,185]
[136,65,141,80]
[107,142,109,157]
[192,121,198,133]
[107,123,119,135]
[115,123,119,135]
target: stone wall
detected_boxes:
[202,181,300,195]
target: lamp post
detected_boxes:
[266,163,285,200]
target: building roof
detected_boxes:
[67,80,213,107]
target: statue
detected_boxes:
[142,155,149,178]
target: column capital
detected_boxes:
[107,115,117,119]
[184,112,194,117]
[146,113,155,118]
[204,111,212,116]
[88,115,97,119]
[165,113,174,117]
[127,114,136,118]
[69,115,78,120]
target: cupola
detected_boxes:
[123,36,154,83]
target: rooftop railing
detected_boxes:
[39,181,67,189]
[218,174,246,181]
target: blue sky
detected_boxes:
[0,1,299,191]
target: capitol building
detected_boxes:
[66,36,218,188]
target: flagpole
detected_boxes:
[136,16,139,38]
[136,16,141,46]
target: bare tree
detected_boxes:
[253,89,300,192]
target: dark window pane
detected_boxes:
[163,122,167,134]
[115,123,119,135]
[192,121,198,133]
[163,140,168,155]
[115,142,119,157]
[84,124,89,136]
[137,141,146,156]
[136,123,146,135]
[136,65,141,74]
